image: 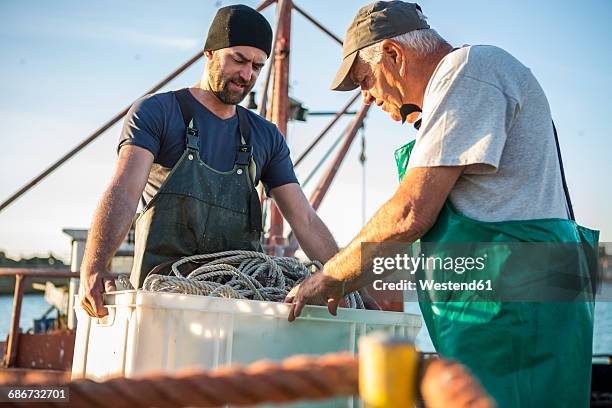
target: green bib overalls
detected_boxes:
[394,124,598,407]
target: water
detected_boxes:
[408,282,612,354]
[0,285,611,354]
[593,282,612,355]
[0,294,55,339]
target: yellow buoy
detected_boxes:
[359,332,418,408]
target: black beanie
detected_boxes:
[204,4,273,58]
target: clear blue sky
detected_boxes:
[1,0,611,261]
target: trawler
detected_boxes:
[0,1,610,406]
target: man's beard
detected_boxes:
[208,58,254,105]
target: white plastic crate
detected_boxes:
[72,290,421,407]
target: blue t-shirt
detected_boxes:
[118,90,298,207]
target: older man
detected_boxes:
[286,2,598,407]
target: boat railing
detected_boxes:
[0,268,78,368]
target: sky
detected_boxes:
[1,0,611,262]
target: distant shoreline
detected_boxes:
[0,276,72,295]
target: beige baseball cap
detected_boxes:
[330,1,429,91]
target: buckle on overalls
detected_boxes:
[186,128,199,150]
[235,144,252,165]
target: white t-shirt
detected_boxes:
[407,45,569,222]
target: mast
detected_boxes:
[267,0,292,254]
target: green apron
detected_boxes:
[394,129,598,407]
[130,89,263,288]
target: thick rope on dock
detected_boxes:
[142,250,364,309]
[0,353,359,407]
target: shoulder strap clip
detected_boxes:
[175,89,199,152]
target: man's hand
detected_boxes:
[284,273,345,321]
[421,359,497,408]
[80,270,117,318]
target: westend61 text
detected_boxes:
[373,279,493,292]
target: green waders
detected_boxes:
[130,89,263,289]
[394,126,598,407]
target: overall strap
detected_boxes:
[552,121,575,221]
[234,106,253,166]
[235,106,258,184]
[236,105,251,144]
[175,88,199,152]
[236,105,262,233]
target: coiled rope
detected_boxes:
[142,250,364,309]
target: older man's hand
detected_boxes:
[284,273,345,321]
